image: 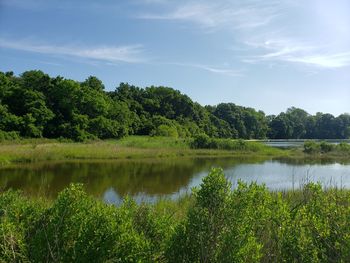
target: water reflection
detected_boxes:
[1,157,350,204]
[0,158,264,198]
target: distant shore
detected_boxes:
[0,136,289,165]
[1,136,350,166]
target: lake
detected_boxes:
[262,139,350,148]
[1,157,350,204]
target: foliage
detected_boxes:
[2,170,350,262]
[304,141,321,154]
[2,70,350,141]
[268,108,350,139]
[304,141,349,155]
[0,130,19,141]
[0,190,44,262]
[190,135,271,153]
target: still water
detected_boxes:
[1,158,350,204]
[263,139,350,148]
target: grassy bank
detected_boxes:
[1,168,350,262]
[0,136,289,165]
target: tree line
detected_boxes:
[0,70,349,141]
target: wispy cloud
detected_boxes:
[243,39,350,69]
[167,62,243,77]
[135,0,169,4]
[0,38,145,63]
[138,0,282,30]
[286,52,350,69]
[139,0,350,70]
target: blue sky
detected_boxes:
[0,0,349,115]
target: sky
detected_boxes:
[0,0,349,116]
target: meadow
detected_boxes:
[0,136,288,166]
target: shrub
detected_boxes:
[320,141,334,153]
[0,190,44,262]
[337,142,350,152]
[2,170,350,262]
[303,141,321,154]
[27,184,151,262]
[166,168,231,262]
[281,184,350,262]
[151,124,179,138]
[190,133,212,149]
[218,182,288,262]
[0,130,20,141]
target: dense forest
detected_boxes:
[1,70,349,141]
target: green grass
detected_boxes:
[0,136,289,166]
[115,136,190,149]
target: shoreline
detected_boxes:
[0,136,286,165]
[1,137,350,166]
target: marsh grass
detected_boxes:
[0,136,288,165]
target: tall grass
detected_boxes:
[0,136,288,165]
[115,136,190,149]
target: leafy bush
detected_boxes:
[28,184,151,262]
[337,142,350,152]
[281,184,350,262]
[0,190,44,262]
[303,141,350,154]
[190,133,212,149]
[304,141,321,154]
[2,170,350,262]
[320,141,334,153]
[166,168,231,262]
[190,135,269,153]
[0,130,20,141]
[151,124,179,138]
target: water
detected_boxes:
[262,139,350,148]
[1,158,350,204]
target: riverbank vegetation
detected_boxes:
[303,141,350,157]
[1,168,350,262]
[1,70,350,142]
[0,136,287,165]
[3,134,350,166]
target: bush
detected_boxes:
[190,133,212,149]
[0,190,44,262]
[320,141,334,153]
[303,141,321,154]
[0,130,20,141]
[27,184,151,262]
[2,170,350,262]
[166,168,231,262]
[337,142,350,152]
[151,124,179,138]
[281,184,350,262]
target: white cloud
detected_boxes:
[0,38,145,63]
[167,62,242,77]
[286,52,350,69]
[139,0,350,70]
[138,0,282,30]
[243,39,350,69]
